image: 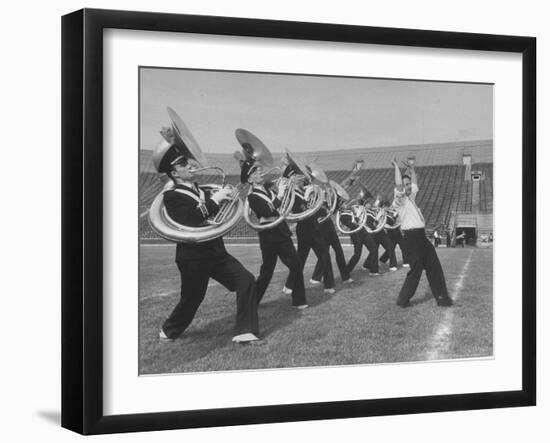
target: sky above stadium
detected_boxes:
[140,68,493,154]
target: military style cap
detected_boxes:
[152,138,189,174]
[152,106,209,174]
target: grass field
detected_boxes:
[139,243,493,374]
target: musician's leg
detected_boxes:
[211,254,259,336]
[381,233,398,268]
[311,257,324,282]
[424,238,452,305]
[255,238,278,304]
[286,226,310,289]
[396,233,423,306]
[329,229,350,281]
[162,260,210,339]
[278,239,307,306]
[346,234,363,274]
[363,232,380,273]
[312,236,334,290]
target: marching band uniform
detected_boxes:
[359,208,384,274]
[339,209,377,275]
[284,182,335,291]
[311,205,351,283]
[393,181,453,307]
[157,144,260,342]
[247,176,307,307]
[366,229,398,270]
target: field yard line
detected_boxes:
[141,263,318,301]
[425,250,474,361]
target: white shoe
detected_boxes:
[295,304,309,310]
[159,329,174,343]
[369,272,380,276]
[343,278,354,284]
[309,279,322,285]
[403,263,410,268]
[389,267,398,271]
[324,288,336,295]
[232,333,260,343]
[282,286,293,295]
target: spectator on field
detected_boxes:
[456,231,466,248]
[433,229,440,247]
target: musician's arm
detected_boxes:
[392,159,405,207]
[203,190,221,215]
[393,158,402,186]
[409,164,418,186]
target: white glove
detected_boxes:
[211,187,233,204]
[304,185,314,201]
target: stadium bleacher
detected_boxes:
[139,140,493,241]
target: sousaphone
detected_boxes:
[284,150,325,223]
[306,161,339,224]
[148,107,243,243]
[336,198,369,235]
[364,196,387,234]
[237,129,296,231]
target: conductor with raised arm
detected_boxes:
[392,158,453,308]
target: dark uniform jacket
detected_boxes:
[292,188,322,236]
[316,206,337,235]
[248,185,292,243]
[338,210,358,232]
[163,183,227,261]
[365,207,381,231]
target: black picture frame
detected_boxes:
[61,8,536,435]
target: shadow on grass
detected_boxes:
[259,286,337,337]
[140,286,338,373]
[409,291,434,306]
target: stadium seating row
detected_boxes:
[138,163,493,239]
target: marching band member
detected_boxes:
[283,164,336,294]
[339,199,378,276]
[361,196,398,272]
[380,200,409,267]
[155,127,262,344]
[392,158,453,308]
[357,188,384,276]
[240,156,308,309]
[310,191,353,285]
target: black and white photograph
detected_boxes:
[138,67,493,375]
